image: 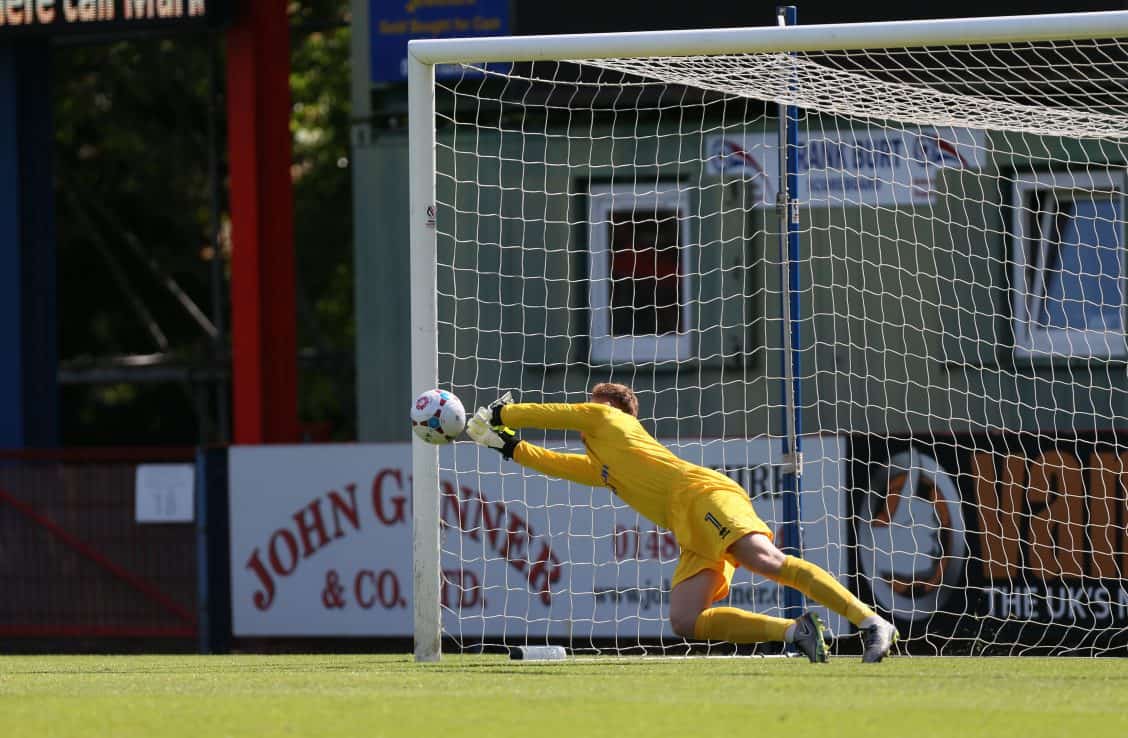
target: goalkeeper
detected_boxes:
[467,382,898,663]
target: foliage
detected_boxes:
[54,33,218,444]
[290,14,355,441]
[53,2,355,445]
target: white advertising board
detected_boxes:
[229,437,846,638]
[703,126,987,207]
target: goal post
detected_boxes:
[775,4,804,623]
[407,55,441,662]
[409,10,1128,662]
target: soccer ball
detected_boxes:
[410,389,466,444]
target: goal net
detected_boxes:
[410,11,1128,659]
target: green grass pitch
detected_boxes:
[1,654,1126,738]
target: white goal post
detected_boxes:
[410,10,1128,662]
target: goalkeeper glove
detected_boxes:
[466,406,521,460]
[488,391,514,427]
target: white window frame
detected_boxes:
[587,182,694,364]
[1009,169,1128,359]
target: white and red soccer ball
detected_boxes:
[410,389,466,444]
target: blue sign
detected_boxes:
[370,0,510,84]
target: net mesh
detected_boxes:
[429,32,1128,657]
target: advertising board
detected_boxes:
[849,432,1128,652]
[704,126,986,207]
[370,0,509,83]
[229,437,847,639]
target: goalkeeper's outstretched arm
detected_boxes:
[511,443,602,487]
[466,402,603,487]
[494,402,614,433]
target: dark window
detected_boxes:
[608,209,682,337]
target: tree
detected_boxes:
[53,1,355,445]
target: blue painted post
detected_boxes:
[0,46,24,449]
[16,41,58,448]
[0,41,58,449]
[196,447,231,654]
[776,5,804,622]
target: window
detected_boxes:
[1010,170,1127,358]
[587,183,693,364]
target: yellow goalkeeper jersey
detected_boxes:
[500,402,739,529]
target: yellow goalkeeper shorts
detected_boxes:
[669,483,773,603]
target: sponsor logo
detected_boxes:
[600,464,618,494]
[855,449,967,623]
[705,136,773,188]
[973,446,1124,581]
[916,132,970,169]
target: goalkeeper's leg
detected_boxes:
[669,567,828,662]
[728,533,899,662]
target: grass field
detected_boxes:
[1,653,1126,738]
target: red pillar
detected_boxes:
[225,3,299,444]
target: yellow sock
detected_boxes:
[771,555,875,626]
[692,607,792,643]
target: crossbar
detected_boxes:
[409,10,1128,65]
